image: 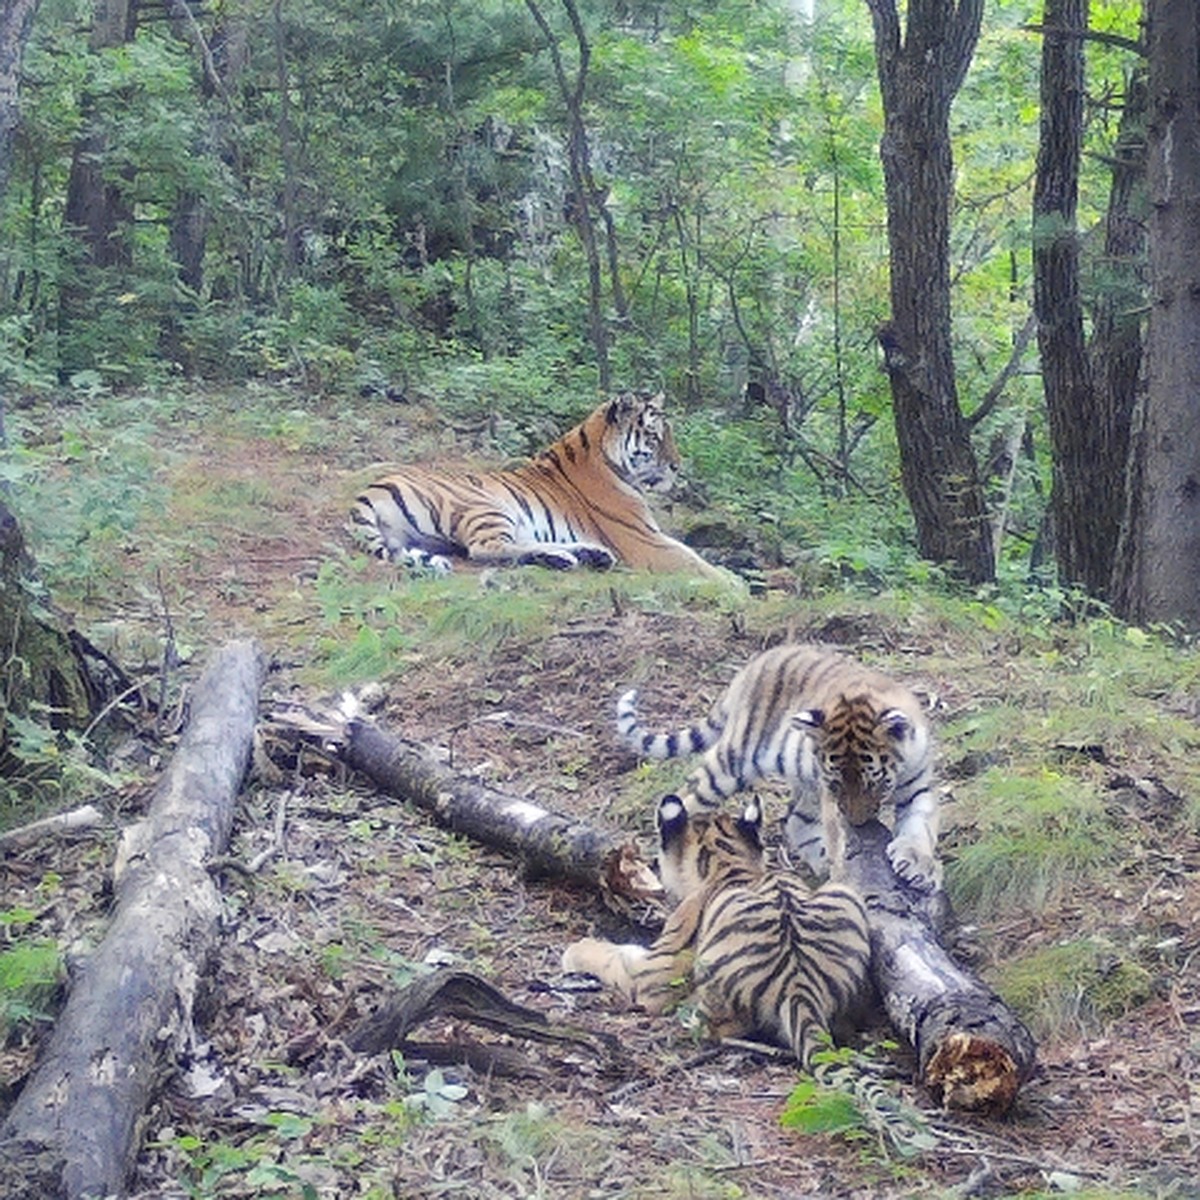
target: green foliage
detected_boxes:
[0,927,63,1038]
[782,1044,938,1160]
[946,766,1120,915]
[993,936,1154,1040]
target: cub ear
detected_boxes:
[792,708,826,731]
[879,709,912,740]
[736,798,764,847]
[657,794,689,843]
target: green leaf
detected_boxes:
[779,1079,863,1134]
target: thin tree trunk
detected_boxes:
[866,0,993,584]
[524,0,610,389]
[0,640,265,1200]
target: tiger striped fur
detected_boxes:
[617,643,940,891]
[562,796,871,1067]
[349,390,723,578]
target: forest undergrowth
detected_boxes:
[2,384,1199,1199]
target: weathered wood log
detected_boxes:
[0,639,266,1200]
[342,717,662,909]
[840,819,1037,1115]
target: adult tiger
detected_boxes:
[350,391,724,579]
[562,796,871,1068]
[617,643,941,891]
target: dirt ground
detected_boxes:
[2,390,1199,1199]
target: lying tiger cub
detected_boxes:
[350,390,724,579]
[617,643,941,891]
[563,796,871,1067]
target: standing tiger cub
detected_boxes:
[350,390,724,579]
[617,643,940,891]
[562,796,871,1067]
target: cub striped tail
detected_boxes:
[616,687,725,759]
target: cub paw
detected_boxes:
[562,937,606,976]
[886,837,942,892]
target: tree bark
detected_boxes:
[866,0,994,584]
[340,718,1035,1113]
[1111,0,1200,629]
[841,820,1037,1114]
[0,639,265,1200]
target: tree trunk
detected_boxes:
[1034,0,1110,597]
[841,820,1037,1114]
[524,0,610,389]
[57,0,137,376]
[0,501,94,777]
[1111,0,1200,629]
[0,640,265,1200]
[0,0,40,202]
[866,0,993,584]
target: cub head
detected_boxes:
[596,390,680,493]
[792,695,926,825]
[655,794,763,901]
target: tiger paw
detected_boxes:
[562,938,607,976]
[519,547,581,570]
[886,837,942,892]
[571,544,617,570]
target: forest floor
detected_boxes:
[2,386,1199,1199]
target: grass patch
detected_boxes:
[992,936,1154,1042]
[945,767,1120,914]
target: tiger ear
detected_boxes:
[657,794,689,843]
[878,709,912,740]
[737,799,763,846]
[792,708,826,731]
[606,391,635,425]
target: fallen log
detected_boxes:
[0,639,266,1200]
[341,717,662,912]
[840,819,1037,1114]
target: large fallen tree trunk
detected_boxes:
[840,819,1037,1114]
[340,718,1035,1114]
[0,639,266,1200]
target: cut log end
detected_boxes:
[924,1031,1020,1115]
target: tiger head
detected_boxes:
[596,390,681,493]
[656,794,764,902]
[792,695,926,825]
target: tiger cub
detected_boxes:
[350,390,724,579]
[562,796,871,1068]
[617,643,940,890]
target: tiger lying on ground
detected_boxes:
[617,643,940,891]
[350,390,724,579]
[562,796,871,1068]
